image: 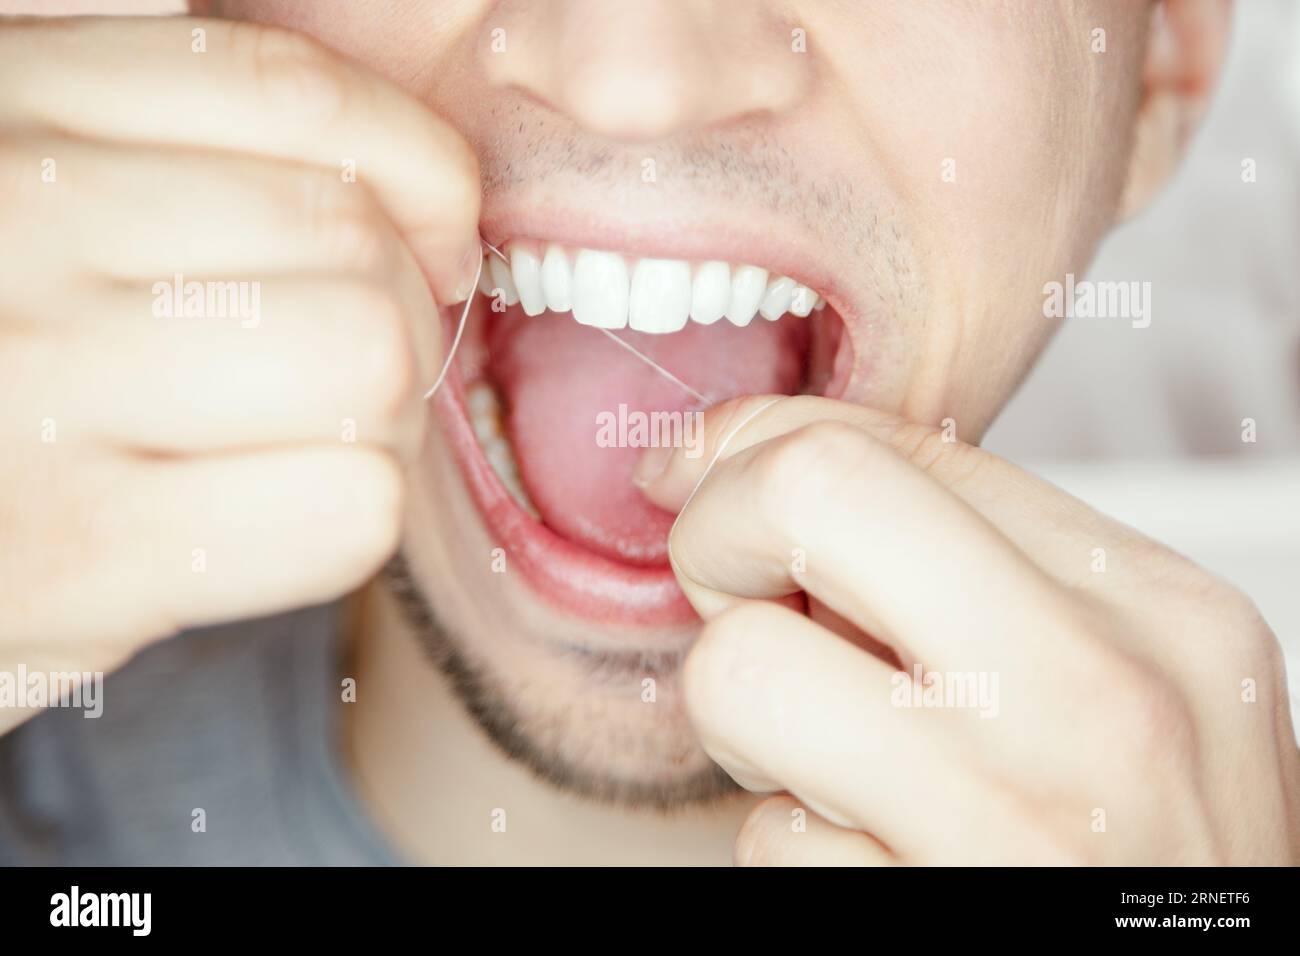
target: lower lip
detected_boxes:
[434,368,699,628]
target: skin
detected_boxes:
[647,396,1300,863]
[0,16,478,730]
[1,0,1296,863]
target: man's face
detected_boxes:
[221,0,1150,804]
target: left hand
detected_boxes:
[638,395,1300,865]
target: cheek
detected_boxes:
[810,2,1141,244]
[806,6,1138,430]
[839,35,1088,255]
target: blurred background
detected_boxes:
[8,0,1299,714]
[984,2,1300,717]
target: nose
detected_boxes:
[483,0,811,142]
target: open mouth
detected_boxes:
[434,234,855,628]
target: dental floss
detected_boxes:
[593,329,709,405]
[422,245,485,400]
[479,239,711,406]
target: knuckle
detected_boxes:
[1128,686,1190,759]
[337,448,404,567]
[1156,563,1278,673]
[889,421,945,467]
[1216,586,1266,630]
[315,201,396,275]
[1106,662,1193,764]
[1243,623,1286,684]
[344,282,415,417]
[683,604,776,717]
[1223,613,1284,689]
[683,611,744,704]
[235,21,347,127]
[747,420,870,517]
[1147,550,1233,606]
[1195,577,1267,632]
[1200,586,1275,670]
[891,422,984,485]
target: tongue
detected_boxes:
[489,311,807,566]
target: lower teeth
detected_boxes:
[466,380,540,517]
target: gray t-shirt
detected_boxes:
[0,604,400,865]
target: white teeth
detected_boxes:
[571,249,630,329]
[759,276,797,321]
[465,380,538,517]
[789,284,817,317]
[629,258,691,334]
[476,254,495,297]
[466,376,498,425]
[690,260,730,325]
[478,244,824,333]
[509,245,546,316]
[488,253,519,306]
[540,243,572,313]
[726,265,768,327]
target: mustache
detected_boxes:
[468,110,872,254]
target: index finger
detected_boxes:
[0,16,480,303]
[656,413,1070,675]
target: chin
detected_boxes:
[392,199,859,806]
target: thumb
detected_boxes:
[633,394,920,512]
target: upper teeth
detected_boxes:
[478,242,825,333]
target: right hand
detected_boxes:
[0,16,481,732]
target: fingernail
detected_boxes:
[452,243,481,303]
[632,445,674,488]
